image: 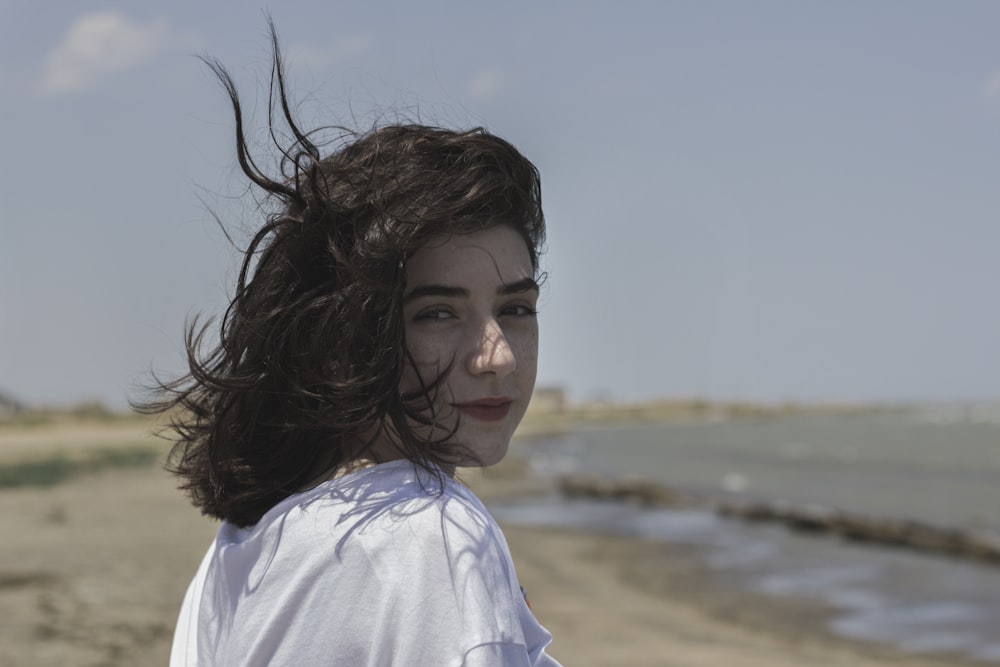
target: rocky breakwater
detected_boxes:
[558,474,1000,567]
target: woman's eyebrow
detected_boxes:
[404,278,538,303]
[499,277,540,295]
[403,285,468,303]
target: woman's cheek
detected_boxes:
[512,322,539,356]
[406,331,454,375]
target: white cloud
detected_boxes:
[467,69,505,100]
[37,12,172,95]
[336,34,374,60]
[981,70,1000,100]
[285,34,373,71]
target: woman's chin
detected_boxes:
[455,438,511,468]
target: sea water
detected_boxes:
[493,405,1000,663]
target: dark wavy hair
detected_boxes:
[137,31,545,527]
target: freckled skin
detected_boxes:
[400,225,539,466]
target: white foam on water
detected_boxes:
[754,564,880,597]
[831,602,991,656]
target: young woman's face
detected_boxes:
[402,225,539,466]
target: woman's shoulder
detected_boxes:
[215,460,507,580]
[342,462,497,540]
[247,460,497,547]
[201,460,540,665]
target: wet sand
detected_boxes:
[0,420,971,666]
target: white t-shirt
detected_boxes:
[170,460,561,666]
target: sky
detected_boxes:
[2,0,999,409]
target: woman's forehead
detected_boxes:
[405,226,533,283]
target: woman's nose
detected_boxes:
[467,319,516,377]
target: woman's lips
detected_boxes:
[453,398,513,422]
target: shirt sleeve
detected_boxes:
[462,642,533,667]
[362,490,561,666]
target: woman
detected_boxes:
[146,31,561,667]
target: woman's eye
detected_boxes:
[415,308,454,321]
[500,303,538,317]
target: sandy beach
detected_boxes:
[0,418,972,666]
